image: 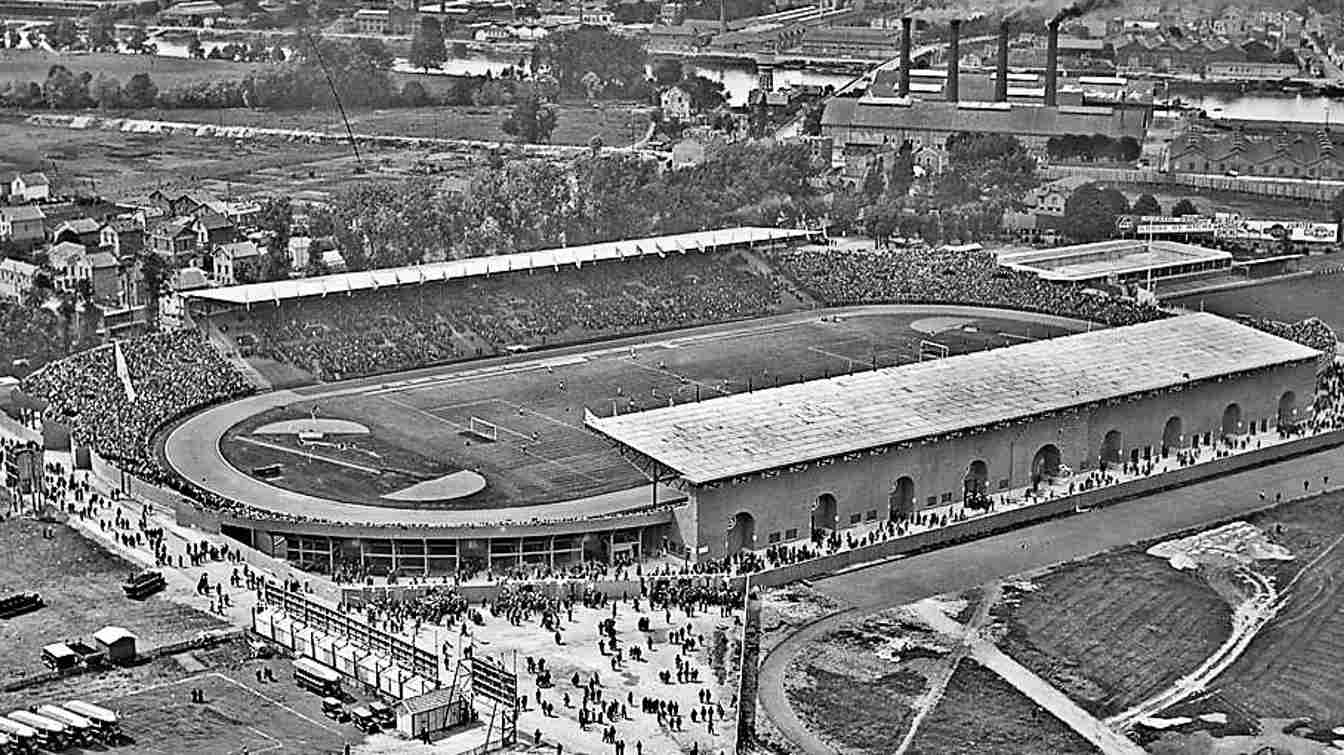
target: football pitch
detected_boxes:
[219,308,1078,509]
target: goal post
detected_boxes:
[919,339,950,361]
[467,416,499,442]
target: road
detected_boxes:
[757,443,1344,753]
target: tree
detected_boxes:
[139,251,168,332]
[93,74,123,109]
[123,72,158,109]
[652,58,683,85]
[538,27,646,98]
[125,24,150,54]
[409,17,446,72]
[46,19,79,50]
[1062,182,1130,242]
[801,104,823,136]
[400,80,430,106]
[1132,193,1162,217]
[187,34,204,59]
[861,156,885,199]
[86,12,117,52]
[355,37,393,69]
[676,75,726,112]
[1171,198,1199,217]
[501,96,557,144]
[43,65,89,109]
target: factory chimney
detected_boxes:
[898,17,912,97]
[1044,19,1060,107]
[946,19,960,103]
[995,21,1010,102]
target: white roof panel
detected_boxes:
[182,227,811,306]
[586,314,1319,484]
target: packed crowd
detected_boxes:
[769,246,1167,326]
[20,331,254,480]
[239,255,782,381]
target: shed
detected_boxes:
[92,626,136,665]
[394,688,471,738]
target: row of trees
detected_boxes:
[1045,134,1143,163]
[307,141,823,271]
[1059,184,1201,241]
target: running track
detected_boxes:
[758,444,1344,754]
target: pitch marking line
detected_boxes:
[134,672,342,736]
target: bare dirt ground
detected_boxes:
[991,548,1234,719]
[0,518,225,687]
[906,658,1100,755]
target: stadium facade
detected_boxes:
[587,314,1318,560]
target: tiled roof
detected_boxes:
[0,205,46,222]
[586,314,1318,484]
[822,98,1143,140]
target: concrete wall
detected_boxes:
[687,361,1317,559]
[1041,164,1343,201]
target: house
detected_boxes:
[0,205,47,246]
[194,213,237,250]
[68,250,122,303]
[287,236,312,272]
[47,241,87,292]
[100,218,146,257]
[1024,175,1094,217]
[10,173,50,202]
[211,241,260,285]
[92,626,137,665]
[660,85,694,121]
[149,217,199,260]
[0,258,38,302]
[159,0,226,27]
[53,218,102,247]
[913,144,948,175]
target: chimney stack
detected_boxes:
[995,21,1010,102]
[899,17,912,97]
[946,19,960,103]
[1044,20,1060,107]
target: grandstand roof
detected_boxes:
[998,240,1232,283]
[585,314,1318,485]
[181,227,814,307]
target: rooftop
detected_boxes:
[998,240,1232,282]
[822,97,1144,141]
[183,227,813,306]
[585,314,1317,485]
[0,205,45,222]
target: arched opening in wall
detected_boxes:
[812,493,837,537]
[1278,391,1298,429]
[1100,430,1123,466]
[1221,403,1243,439]
[1031,444,1062,488]
[726,512,756,556]
[1162,416,1182,456]
[963,460,990,510]
[889,477,916,520]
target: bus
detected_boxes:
[62,701,119,741]
[4,712,63,751]
[35,706,94,746]
[293,658,343,697]
[0,718,34,754]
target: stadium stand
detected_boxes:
[20,331,254,481]
[766,246,1166,326]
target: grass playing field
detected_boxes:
[219,309,1077,509]
[1168,274,1344,334]
[0,519,225,687]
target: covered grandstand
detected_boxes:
[587,313,1319,559]
[998,240,1232,286]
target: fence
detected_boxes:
[260,581,439,681]
[1041,165,1344,201]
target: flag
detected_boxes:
[114,342,137,403]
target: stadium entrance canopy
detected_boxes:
[181,227,816,311]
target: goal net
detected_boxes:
[467,416,499,442]
[918,339,950,361]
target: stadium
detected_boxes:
[14,228,1338,578]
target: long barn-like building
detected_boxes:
[586,314,1319,560]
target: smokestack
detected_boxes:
[719,0,726,36]
[946,19,960,103]
[899,17,912,97]
[1045,19,1059,107]
[996,21,1009,102]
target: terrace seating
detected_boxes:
[121,570,167,600]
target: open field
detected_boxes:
[1201,491,1344,726]
[122,100,655,147]
[0,519,226,686]
[219,309,1077,508]
[0,117,452,202]
[1170,275,1344,335]
[908,659,1100,755]
[991,549,1233,719]
[0,49,265,88]
[782,609,943,754]
[1121,185,1336,221]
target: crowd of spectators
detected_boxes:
[234,255,781,381]
[768,246,1167,326]
[19,331,254,480]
